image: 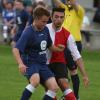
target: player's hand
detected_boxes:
[18,63,28,74]
[68,0,75,4]
[82,76,89,88]
[57,44,65,51]
[67,0,77,6]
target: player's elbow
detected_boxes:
[12,48,19,55]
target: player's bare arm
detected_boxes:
[67,35,89,88]
[67,0,79,11]
[12,48,28,74]
[53,0,79,11]
[76,58,89,87]
[49,44,65,52]
[53,0,65,7]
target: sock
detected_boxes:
[3,33,7,38]
[21,84,35,100]
[43,90,56,100]
[71,74,80,99]
[64,88,76,100]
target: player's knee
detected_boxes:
[30,80,39,88]
[46,77,59,92]
[29,74,40,87]
[49,82,59,92]
[57,78,69,91]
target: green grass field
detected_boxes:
[0,45,100,100]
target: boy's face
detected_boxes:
[35,15,49,30]
[6,3,13,9]
[52,11,65,28]
[14,1,23,10]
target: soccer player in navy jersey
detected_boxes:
[45,8,89,100]
[11,0,30,47]
[12,6,65,100]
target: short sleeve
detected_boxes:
[15,27,31,53]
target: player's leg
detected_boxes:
[71,41,82,100]
[49,63,76,100]
[3,25,8,43]
[70,69,80,100]
[65,47,80,99]
[21,64,40,100]
[43,77,59,100]
[65,41,82,100]
[40,76,57,100]
[40,64,59,100]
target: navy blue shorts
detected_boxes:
[65,41,82,70]
[24,63,54,82]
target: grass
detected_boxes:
[0,45,100,100]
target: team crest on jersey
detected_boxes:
[40,40,47,50]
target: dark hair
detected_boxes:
[52,8,65,16]
[33,6,50,19]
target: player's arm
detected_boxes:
[12,48,23,65]
[12,48,27,74]
[68,0,78,11]
[12,28,30,74]
[53,0,66,8]
[75,58,89,87]
[49,44,65,52]
[8,18,15,24]
[47,27,65,52]
[69,0,85,17]
[67,35,89,87]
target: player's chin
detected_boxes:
[39,26,45,30]
[56,24,62,27]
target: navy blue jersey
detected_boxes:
[13,9,29,42]
[16,9,29,31]
[15,25,52,64]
